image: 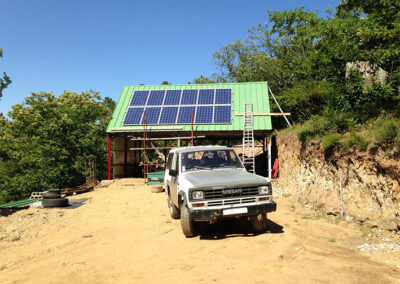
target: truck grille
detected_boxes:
[204,186,259,200]
[207,197,257,207]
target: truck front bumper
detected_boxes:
[188,202,277,221]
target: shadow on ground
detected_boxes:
[66,198,91,209]
[199,218,284,240]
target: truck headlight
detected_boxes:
[258,185,270,195]
[192,190,204,200]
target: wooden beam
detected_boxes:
[129,146,174,151]
[130,136,205,141]
[112,126,183,131]
[235,113,291,116]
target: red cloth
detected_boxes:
[271,159,279,178]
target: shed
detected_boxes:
[106,81,274,179]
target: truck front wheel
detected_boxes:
[252,213,267,234]
[180,204,197,238]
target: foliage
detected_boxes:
[346,132,369,151]
[208,1,400,138]
[192,75,216,84]
[0,48,12,99]
[322,133,342,150]
[375,118,399,148]
[0,91,114,204]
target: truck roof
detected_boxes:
[170,145,233,153]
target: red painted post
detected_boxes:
[108,134,112,180]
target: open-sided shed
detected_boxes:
[106,81,274,179]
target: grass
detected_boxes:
[328,238,336,243]
[279,115,400,152]
[360,226,374,237]
[12,236,20,241]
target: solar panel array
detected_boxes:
[123,89,232,125]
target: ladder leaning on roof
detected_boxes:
[242,103,255,174]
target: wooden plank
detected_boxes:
[112,126,183,131]
[130,136,205,141]
[129,147,174,151]
[235,113,291,116]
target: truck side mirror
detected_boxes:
[169,169,177,177]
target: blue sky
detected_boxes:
[0,0,339,115]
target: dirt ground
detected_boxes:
[1,178,399,284]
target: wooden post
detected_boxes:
[107,134,112,180]
[296,164,305,203]
[268,86,292,128]
[191,108,194,146]
[268,136,272,179]
[124,136,128,177]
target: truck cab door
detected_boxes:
[169,153,180,206]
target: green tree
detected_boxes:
[0,48,12,99]
[0,91,114,204]
[193,75,216,84]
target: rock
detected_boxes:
[377,219,398,231]
[364,221,378,228]
[151,186,164,193]
[345,215,355,222]
[394,217,400,229]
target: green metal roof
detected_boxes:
[106,81,271,134]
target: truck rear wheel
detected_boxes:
[168,195,180,219]
[180,204,197,238]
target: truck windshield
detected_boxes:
[181,150,243,172]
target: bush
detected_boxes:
[347,132,369,151]
[376,119,399,147]
[322,133,342,150]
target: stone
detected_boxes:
[364,221,378,228]
[151,186,164,193]
[378,219,398,231]
[345,215,355,222]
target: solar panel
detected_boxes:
[215,89,231,104]
[147,90,165,105]
[177,106,196,123]
[123,108,144,125]
[123,88,232,125]
[130,91,149,106]
[181,90,198,105]
[142,107,161,124]
[198,89,215,104]
[196,106,213,123]
[159,107,178,124]
[214,106,231,123]
[164,90,181,105]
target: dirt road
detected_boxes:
[1,179,399,283]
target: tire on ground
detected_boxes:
[168,196,180,219]
[42,192,61,199]
[180,204,197,237]
[42,198,69,208]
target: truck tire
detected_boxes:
[168,196,180,219]
[180,204,197,238]
[42,198,69,208]
[252,213,267,234]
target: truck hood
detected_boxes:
[182,168,268,188]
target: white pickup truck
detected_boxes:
[165,145,276,237]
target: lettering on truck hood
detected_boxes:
[183,168,268,188]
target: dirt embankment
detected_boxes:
[276,134,400,231]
